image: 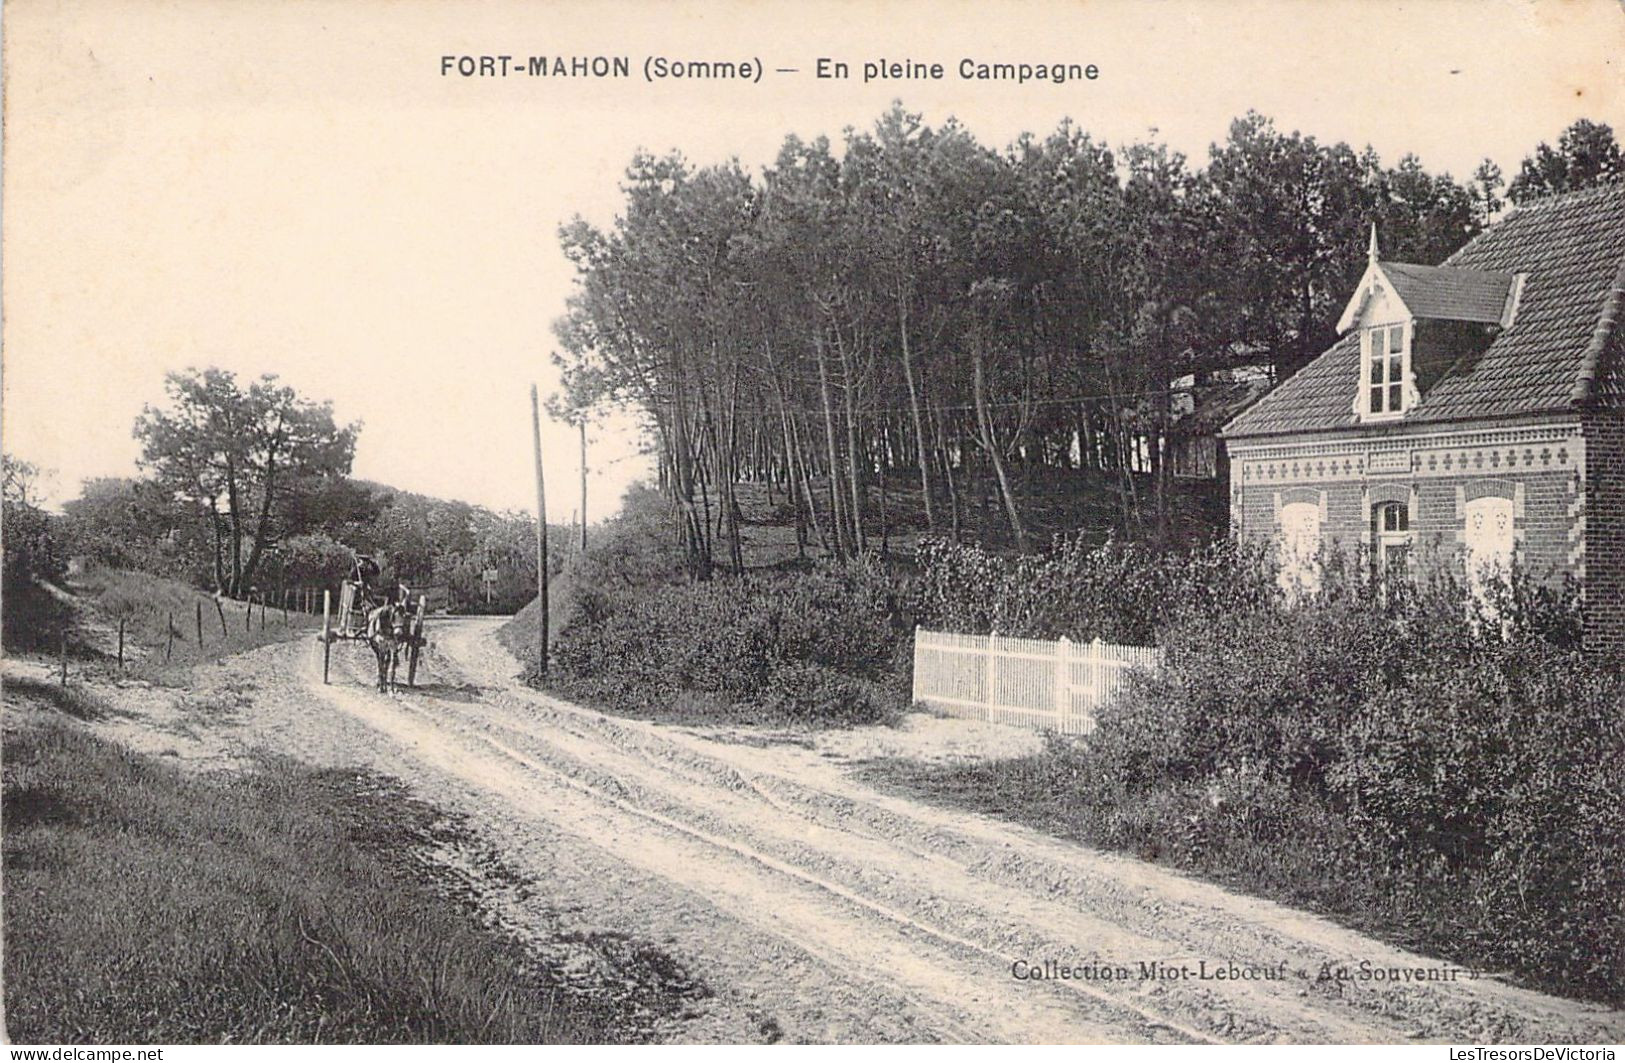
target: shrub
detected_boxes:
[1089,599,1402,787]
[276,532,354,591]
[57,476,209,584]
[753,662,896,725]
[550,559,906,726]
[1328,642,1625,990]
[1080,555,1623,1003]
[563,484,688,625]
[2,498,65,588]
[913,534,1275,644]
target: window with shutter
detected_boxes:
[1277,501,1322,597]
[1464,495,1515,597]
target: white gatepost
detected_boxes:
[985,633,999,723]
[1055,636,1071,728]
[1090,638,1104,711]
[910,625,924,706]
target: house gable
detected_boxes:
[1224,181,1625,440]
[1335,263,1414,334]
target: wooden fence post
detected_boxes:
[984,632,999,725]
[244,598,252,633]
[166,612,175,662]
[1055,636,1069,730]
[215,598,228,637]
[259,594,266,631]
[321,589,332,684]
[909,626,923,706]
[1087,638,1104,732]
[196,601,204,647]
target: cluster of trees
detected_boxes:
[131,368,360,599]
[16,368,553,614]
[553,107,1620,570]
[3,457,64,591]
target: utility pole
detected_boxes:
[531,384,550,678]
[579,416,589,553]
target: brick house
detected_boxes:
[1221,182,1625,653]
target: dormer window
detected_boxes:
[1363,322,1409,418]
[1334,226,1518,425]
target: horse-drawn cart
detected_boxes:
[317,555,429,689]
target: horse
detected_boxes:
[365,601,411,692]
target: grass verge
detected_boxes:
[2,707,707,1043]
[5,569,322,685]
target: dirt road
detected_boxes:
[39,618,1625,1044]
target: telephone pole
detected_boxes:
[531,385,549,678]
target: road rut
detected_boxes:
[251,617,1622,1045]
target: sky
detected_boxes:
[4,0,1622,520]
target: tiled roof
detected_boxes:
[1225,181,1625,438]
[1173,374,1275,435]
[1379,261,1514,324]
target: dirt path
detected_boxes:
[23,620,1625,1044]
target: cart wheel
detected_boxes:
[321,589,333,685]
[406,600,426,687]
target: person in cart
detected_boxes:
[351,553,408,609]
[320,552,426,688]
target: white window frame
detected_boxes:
[1360,320,1411,422]
[1372,500,1413,586]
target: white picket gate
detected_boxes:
[910,627,1161,735]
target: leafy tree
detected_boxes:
[1508,119,1623,203]
[1205,113,1372,380]
[2,454,64,588]
[2,455,51,509]
[60,477,207,581]
[277,476,384,547]
[274,532,354,591]
[1371,153,1480,266]
[1470,159,1506,225]
[134,368,358,597]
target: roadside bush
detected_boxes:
[1089,597,1404,787]
[3,497,65,589]
[914,533,1274,644]
[565,484,688,628]
[58,476,209,585]
[1079,555,1623,1003]
[754,662,895,725]
[897,529,1622,1000]
[3,494,72,653]
[551,559,905,726]
[1329,642,1625,991]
